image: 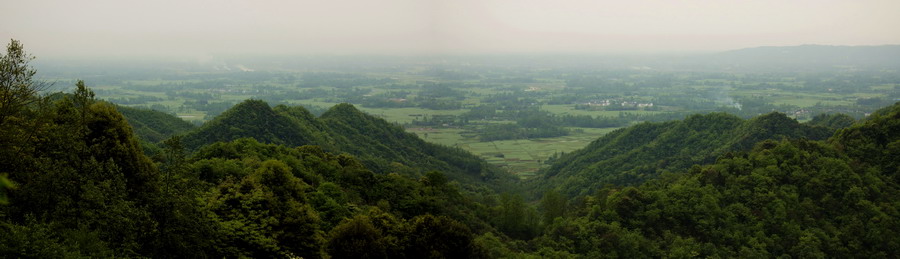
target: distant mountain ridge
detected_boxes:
[707,44,900,70]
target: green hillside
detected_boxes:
[534,112,835,197]
[528,102,900,257]
[0,89,492,257]
[116,105,195,143]
[182,99,320,149]
[181,100,515,188]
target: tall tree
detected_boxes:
[540,190,567,226]
[0,39,48,125]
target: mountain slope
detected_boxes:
[181,100,514,188]
[831,101,900,176]
[532,103,900,257]
[534,112,834,197]
[181,99,322,150]
[116,105,195,143]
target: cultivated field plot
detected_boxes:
[409,127,619,178]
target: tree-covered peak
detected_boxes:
[222,99,273,117]
[744,111,801,129]
[533,110,836,198]
[182,99,315,150]
[728,111,822,151]
[670,112,744,136]
[174,100,514,190]
[805,113,856,130]
[273,104,318,124]
[320,103,368,121]
[831,101,900,174]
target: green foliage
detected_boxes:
[117,105,195,143]
[405,214,477,258]
[0,174,12,205]
[0,220,114,258]
[534,112,836,198]
[326,215,388,258]
[0,39,48,125]
[534,137,900,257]
[540,190,567,227]
[806,112,856,130]
[478,123,569,141]
[182,99,319,150]
[494,193,540,240]
[832,101,900,177]
[0,80,168,255]
[181,100,518,191]
[205,159,325,258]
[182,138,495,257]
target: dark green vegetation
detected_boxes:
[3,41,900,257]
[181,99,514,189]
[525,102,900,257]
[117,105,196,143]
[533,112,840,197]
[0,41,504,257]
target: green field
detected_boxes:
[542,104,667,117]
[409,127,619,178]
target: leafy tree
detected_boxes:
[495,193,539,239]
[540,190,567,226]
[326,215,387,259]
[405,214,477,258]
[0,39,49,124]
[205,160,324,258]
[0,174,12,205]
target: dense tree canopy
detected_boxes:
[180,99,519,192]
[532,111,837,198]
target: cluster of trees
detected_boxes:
[478,123,569,142]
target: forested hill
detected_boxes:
[528,102,900,257]
[533,111,838,198]
[116,105,195,143]
[182,99,321,149]
[831,101,900,176]
[180,99,514,187]
[0,81,505,257]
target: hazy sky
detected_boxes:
[2,0,899,58]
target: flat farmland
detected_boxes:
[408,127,619,178]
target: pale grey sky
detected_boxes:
[2,0,899,58]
